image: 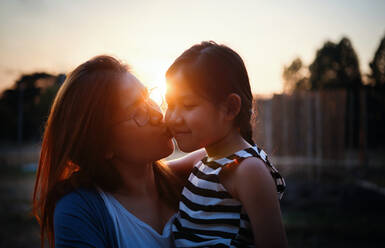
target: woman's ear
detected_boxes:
[223,93,241,121]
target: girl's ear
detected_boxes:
[223,93,241,121]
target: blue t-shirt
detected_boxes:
[99,190,176,247]
[54,188,119,248]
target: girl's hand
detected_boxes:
[166,148,206,180]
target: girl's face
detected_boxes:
[165,70,230,152]
[108,73,174,164]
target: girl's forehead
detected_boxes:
[167,80,192,95]
[168,80,214,103]
[166,68,214,101]
[167,71,196,96]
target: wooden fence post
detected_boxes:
[264,100,273,154]
[359,89,368,166]
[315,91,323,181]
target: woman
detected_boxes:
[32,55,204,247]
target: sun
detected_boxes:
[133,59,170,111]
[147,78,168,110]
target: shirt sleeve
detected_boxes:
[54,191,110,248]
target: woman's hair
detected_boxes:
[33,55,180,248]
[166,41,255,145]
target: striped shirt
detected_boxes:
[172,145,286,247]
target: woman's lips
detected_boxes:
[172,130,191,138]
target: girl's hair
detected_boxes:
[166,41,255,145]
[33,55,181,248]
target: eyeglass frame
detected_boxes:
[110,87,162,127]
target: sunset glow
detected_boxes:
[0,0,384,95]
[148,79,167,107]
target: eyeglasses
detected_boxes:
[129,96,160,127]
[111,93,161,128]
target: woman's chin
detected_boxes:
[160,139,175,159]
[166,141,175,156]
[177,142,200,153]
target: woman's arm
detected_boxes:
[233,157,288,248]
[166,148,206,180]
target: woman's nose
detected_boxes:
[148,100,163,125]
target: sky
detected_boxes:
[0,0,384,97]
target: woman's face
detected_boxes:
[107,73,174,165]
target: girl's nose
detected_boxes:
[165,108,182,126]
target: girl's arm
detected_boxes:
[166,148,206,180]
[233,157,288,248]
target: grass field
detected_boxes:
[0,159,384,247]
[281,177,385,247]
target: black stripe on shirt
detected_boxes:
[179,209,240,226]
[244,147,261,159]
[174,233,231,248]
[208,244,230,248]
[173,231,211,242]
[271,172,282,179]
[181,195,242,213]
[174,218,237,239]
[201,157,223,170]
[230,238,253,247]
[240,213,250,222]
[277,184,286,192]
[226,154,239,160]
[191,166,219,183]
[238,227,253,239]
[185,180,232,199]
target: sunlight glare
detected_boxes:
[148,79,167,111]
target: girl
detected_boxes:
[165,41,287,247]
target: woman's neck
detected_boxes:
[112,160,158,198]
[205,129,252,161]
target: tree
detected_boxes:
[309,37,362,90]
[0,72,64,142]
[369,35,385,88]
[307,37,363,149]
[282,57,309,94]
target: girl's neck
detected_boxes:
[205,129,252,161]
[112,160,158,198]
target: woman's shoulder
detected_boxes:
[54,187,118,247]
[54,187,106,220]
[56,187,99,207]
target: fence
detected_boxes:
[252,89,384,167]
